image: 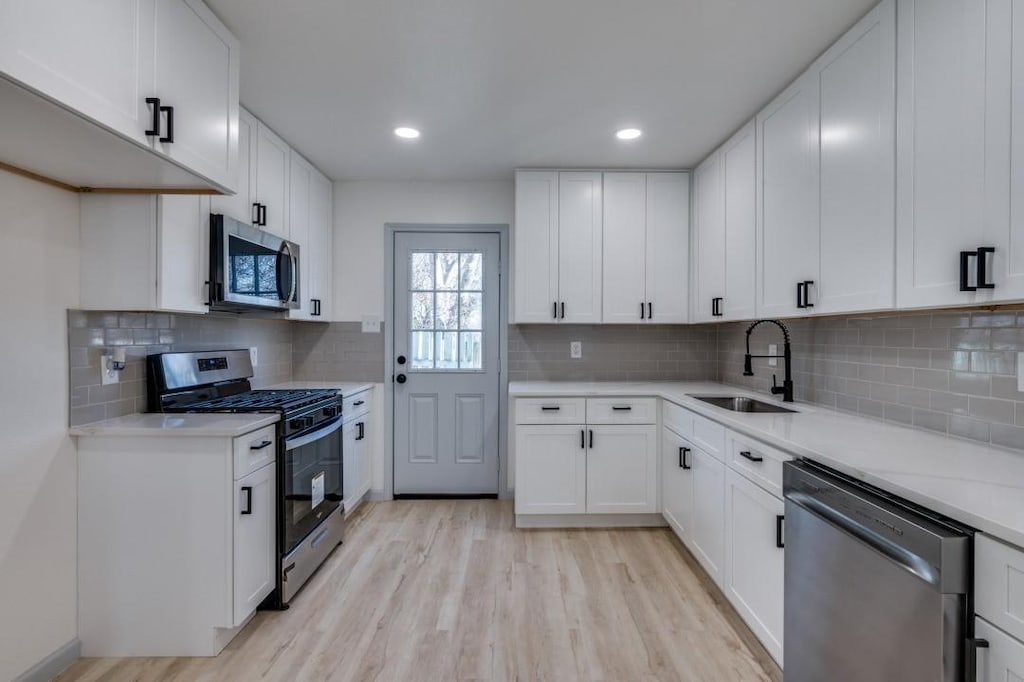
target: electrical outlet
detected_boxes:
[100,355,119,385]
[768,343,778,367]
[250,347,258,367]
[362,315,381,333]
[570,341,582,359]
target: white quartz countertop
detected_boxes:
[509,381,1024,548]
[266,381,375,396]
[70,412,280,438]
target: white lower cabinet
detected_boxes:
[514,424,587,515]
[688,445,726,587]
[724,468,785,665]
[661,426,693,538]
[343,395,373,515]
[586,424,657,514]
[232,462,276,626]
[975,617,1024,681]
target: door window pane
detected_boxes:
[407,250,485,371]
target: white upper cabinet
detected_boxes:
[692,152,725,323]
[308,168,334,320]
[0,0,239,192]
[558,172,604,323]
[816,0,895,314]
[603,172,649,323]
[151,0,239,190]
[756,68,821,318]
[513,171,560,323]
[254,121,291,238]
[211,107,256,224]
[645,173,690,323]
[896,0,990,308]
[288,151,313,320]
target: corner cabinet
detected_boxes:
[512,170,604,324]
[603,172,690,323]
[77,422,278,657]
[0,0,240,192]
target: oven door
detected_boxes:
[210,214,300,311]
[282,417,343,554]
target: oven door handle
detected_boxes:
[285,416,342,451]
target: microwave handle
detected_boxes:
[276,241,297,304]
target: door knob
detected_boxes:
[396,374,407,384]
[397,355,407,365]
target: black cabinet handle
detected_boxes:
[588,429,594,449]
[580,430,585,449]
[712,297,723,317]
[357,422,365,440]
[353,400,365,407]
[260,204,268,226]
[776,515,785,548]
[560,302,565,319]
[647,302,652,319]
[611,406,632,411]
[977,246,996,289]
[553,302,558,319]
[739,450,763,463]
[241,486,253,515]
[159,104,174,143]
[960,250,976,291]
[796,282,805,309]
[679,446,691,469]
[540,406,560,411]
[252,202,261,225]
[803,281,815,308]
[640,302,645,320]
[145,97,161,137]
[249,440,273,451]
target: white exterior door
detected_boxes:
[724,468,785,665]
[661,426,693,538]
[896,0,989,308]
[558,172,603,323]
[757,69,821,317]
[692,153,725,323]
[151,0,239,190]
[602,172,648,323]
[816,0,896,315]
[393,232,501,495]
[645,173,690,323]
[722,121,758,321]
[585,425,657,514]
[514,425,587,515]
[232,462,275,626]
[513,171,559,323]
[689,445,726,587]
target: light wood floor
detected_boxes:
[60,500,780,682]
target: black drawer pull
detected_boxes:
[540,406,561,411]
[739,450,763,463]
[249,440,273,451]
[679,446,691,470]
[352,400,365,407]
[611,406,632,411]
[776,515,785,548]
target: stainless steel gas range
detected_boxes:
[147,349,344,607]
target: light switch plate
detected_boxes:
[250,347,258,367]
[362,315,381,333]
[100,355,119,385]
[768,344,778,367]
[570,341,582,359]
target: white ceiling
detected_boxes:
[206,0,878,181]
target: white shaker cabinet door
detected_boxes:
[308,167,334,320]
[211,107,256,225]
[513,171,560,323]
[254,121,291,238]
[342,419,358,507]
[645,173,690,323]
[661,426,694,540]
[756,69,820,318]
[151,0,239,190]
[558,172,603,324]
[895,0,988,309]
[816,0,896,315]
[287,151,313,320]
[602,172,648,323]
[514,425,587,515]
[0,0,155,146]
[585,425,658,514]
[691,152,725,323]
[233,462,275,626]
[724,468,785,665]
[689,445,726,588]
[721,121,758,321]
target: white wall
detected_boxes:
[331,180,514,321]
[0,170,80,679]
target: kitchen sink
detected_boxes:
[689,395,795,414]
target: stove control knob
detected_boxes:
[305,416,316,428]
[323,406,336,418]
[289,418,304,430]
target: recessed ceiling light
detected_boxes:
[615,128,643,141]
[394,127,421,139]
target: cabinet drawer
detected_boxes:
[726,432,792,499]
[976,534,1024,642]
[663,400,692,437]
[691,411,726,461]
[515,398,586,424]
[233,425,277,480]
[975,616,1024,681]
[586,397,657,424]
[343,390,371,421]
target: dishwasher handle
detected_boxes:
[787,492,941,588]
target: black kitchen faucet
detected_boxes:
[743,319,794,403]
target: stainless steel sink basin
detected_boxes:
[689,395,795,414]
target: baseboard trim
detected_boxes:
[365,490,389,502]
[394,493,499,500]
[15,638,80,682]
[515,513,667,529]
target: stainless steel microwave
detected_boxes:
[209,214,300,312]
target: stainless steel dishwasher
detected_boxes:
[783,460,974,681]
